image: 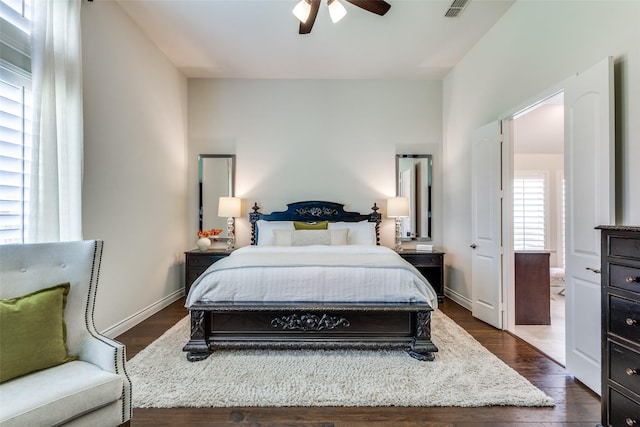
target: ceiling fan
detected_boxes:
[293,0,391,34]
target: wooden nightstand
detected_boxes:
[398,250,445,303]
[184,249,231,295]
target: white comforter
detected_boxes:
[185,245,438,308]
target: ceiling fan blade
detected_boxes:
[299,0,321,34]
[344,0,391,16]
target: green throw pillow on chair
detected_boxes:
[0,282,76,383]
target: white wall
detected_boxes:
[81,1,189,334]
[514,154,564,267]
[442,0,640,306]
[188,79,443,249]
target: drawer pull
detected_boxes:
[586,267,601,274]
[626,318,638,326]
[626,276,640,283]
[626,368,638,376]
[627,418,637,426]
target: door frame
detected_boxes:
[499,83,569,333]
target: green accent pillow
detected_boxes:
[0,282,76,383]
[294,221,328,230]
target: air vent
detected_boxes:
[445,0,469,17]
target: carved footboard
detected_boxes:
[183,302,438,362]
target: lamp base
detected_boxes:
[226,217,235,251]
[395,217,403,252]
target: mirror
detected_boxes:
[396,154,432,240]
[199,154,235,232]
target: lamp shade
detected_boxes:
[218,197,242,218]
[387,197,410,218]
[292,0,311,23]
[328,0,347,23]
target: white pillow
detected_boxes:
[256,220,294,245]
[273,229,349,246]
[328,221,377,246]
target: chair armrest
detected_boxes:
[79,334,126,372]
[78,334,132,422]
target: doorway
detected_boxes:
[508,92,566,366]
[472,57,613,392]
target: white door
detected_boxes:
[564,57,614,394]
[471,121,503,329]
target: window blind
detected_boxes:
[513,174,546,251]
[1,0,31,244]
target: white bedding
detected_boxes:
[185,245,438,308]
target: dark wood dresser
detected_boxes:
[398,250,445,303]
[514,251,551,325]
[184,249,231,295]
[598,225,640,426]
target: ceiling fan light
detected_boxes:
[293,0,312,23]
[328,0,347,23]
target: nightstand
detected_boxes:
[398,250,445,303]
[184,249,231,295]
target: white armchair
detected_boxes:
[0,240,131,427]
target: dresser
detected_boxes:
[514,251,550,325]
[398,250,445,303]
[598,226,640,427]
[184,249,231,295]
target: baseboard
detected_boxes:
[102,289,184,338]
[444,287,472,311]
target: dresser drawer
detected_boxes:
[609,235,640,261]
[608,388,640,427]
[399,253,443,268]
[187,254,227,268]
[187,268,208,286]
[610,341,640,396]
[610,295,640,343]
[610,263,640,294]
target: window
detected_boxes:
[513,172,547,251]
[1,0,31,244]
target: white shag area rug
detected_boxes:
[127,310,555,408]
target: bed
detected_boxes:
[183,201,439,362]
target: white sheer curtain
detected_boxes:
[28,0,83,242]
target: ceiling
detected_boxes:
[115,0,515,80]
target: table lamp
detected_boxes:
[387,197,409,251]
[218,197,242,251]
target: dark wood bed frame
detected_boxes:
[183,201,438,362]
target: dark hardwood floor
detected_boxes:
[116,298,600,426]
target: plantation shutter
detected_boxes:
[513,173,546,250]
[1,0,32,244]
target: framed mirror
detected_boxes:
[396,154,432,241]
[199,154,235,232]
